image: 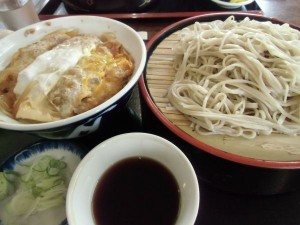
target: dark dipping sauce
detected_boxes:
[92,157,180,225]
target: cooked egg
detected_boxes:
[13,35,100,96]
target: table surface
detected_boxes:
[1,0,300,224]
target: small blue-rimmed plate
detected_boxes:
[0,141,86,225]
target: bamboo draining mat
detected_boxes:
[146,30,191,128]
[144,25,300,161]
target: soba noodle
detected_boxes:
[167,16,300,139]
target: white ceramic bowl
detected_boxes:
[210,0,254,9]
[66,132,199,225]
[0,16,146,139]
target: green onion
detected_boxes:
[0,155,69,225]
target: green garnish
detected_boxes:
[0,155,68,225]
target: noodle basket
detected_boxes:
[139,12,300,195]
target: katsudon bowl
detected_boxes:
[0,16,146,139]
[139,12,300,195]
